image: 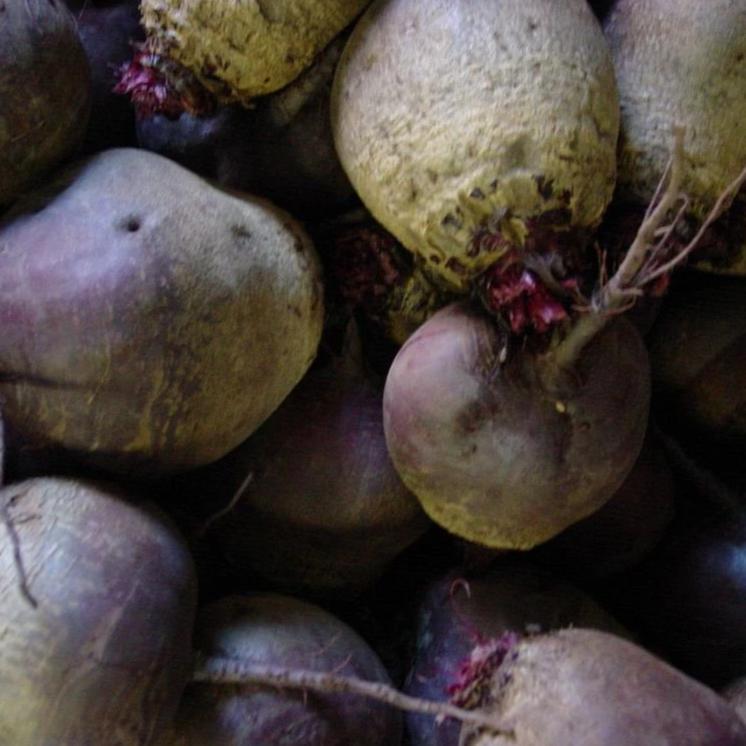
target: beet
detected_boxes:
[161,594,402,745]
[0,148,323,475]
[0,0,90,205]
[0,477,197,744]
[459,629,746,745]
[76,1,144,152]
[332,0,619,291]
[383,302,650,549]
[533,432,675,580]
[603,478,746,687]
[723,678,746,725]
[648,272,746,466]
[172,343,428,596]
[405,560,627,745]
[135,40,356,219]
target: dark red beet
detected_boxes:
[171,349,428,597]
[0,477,197,744]
[383,302,650,549]
[135,40,355,219]
[648,272,746,486]
[603,468,746,687]
[404,559,627,746]
[533,432,675,579]
[162,594,402,745]
[76,2,144,151]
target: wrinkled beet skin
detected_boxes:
[166,595,402,746]
[171,360,428,596]
[384,303,651,549]
[405,561,626,746]
[77,2,144,151]
[0,478,197,745]
[0,0,90,205]
[533,433,675,580]
[605,496,746,687]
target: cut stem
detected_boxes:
[193,654,513,736]
[552,127,746,369]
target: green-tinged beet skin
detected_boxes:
[332,0,619,289]
[0,478,197,745]
[0,0,90,205]
[0,148,324,475]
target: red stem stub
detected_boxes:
[114,40,216,119]
[482,252,570,334]
[447,632,521,711]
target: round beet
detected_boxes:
[605,0,746,274]
[383,302,650,549]
[161,594,402,745]
[0,477,197,744]
[459,629,746,745]
[332,0,618,291]
[177,346,428,596]
[405,560,627,746]
[0,0,90,205]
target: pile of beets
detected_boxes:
[2,0,746,744]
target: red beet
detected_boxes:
[460,629,746,745]
[604,464,746,687]
[0,0,90,205]
[161,594,402,745]
[76,1,144,151]
[533,432,675,579]
[176,344,428,596]
[0,477,197,744]
[404,560,627,746]
[383,302,650,549]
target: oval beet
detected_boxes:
[405,560,627,746]
[0,148,323,475]
[0,0,90,205]
[0,477,197,745]
[383,302,650,549]
[161,594,402,745]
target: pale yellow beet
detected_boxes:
[605,0,746,274]
[331,0,620,290]
[141,0,370,102]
